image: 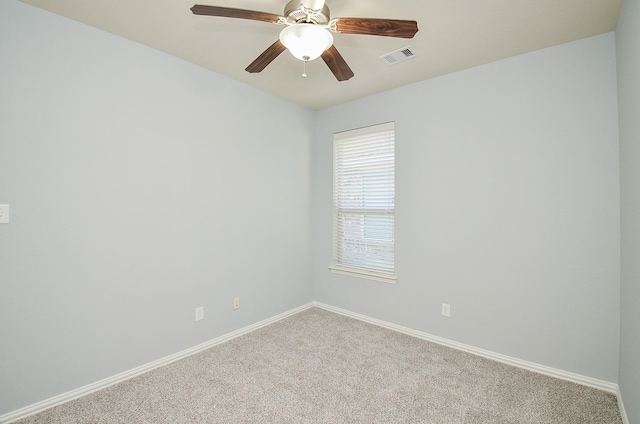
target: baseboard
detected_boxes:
[313,302,619,394]
[617,387,630,424]
[0,302,314,424]
[2,301,625,423]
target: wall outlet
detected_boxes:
[233,297,240,310]
[441,303,451,317]
[195,306,204,321]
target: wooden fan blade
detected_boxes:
[246,40,287,73]
[336,18,418,38]
[321,45,354,81]
[190,5,281,24]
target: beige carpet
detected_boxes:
[16,307,621,423]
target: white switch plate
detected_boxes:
[233,297,240,310]
[195,306,204,321]
[0,204,9,224]
[441,303,451,317]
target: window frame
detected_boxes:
[330,122,396,284]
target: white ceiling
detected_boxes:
[19,0,621,110]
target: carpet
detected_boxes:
[15,307,622,423]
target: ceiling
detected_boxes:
[19,0,621,110]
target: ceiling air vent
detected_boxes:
[379,46,417,65]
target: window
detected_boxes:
[331,122,395,284]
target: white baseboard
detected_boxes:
[2,301,626,423]
[617,388,630,424]
[313,301,619,395]
[0,302,314,424]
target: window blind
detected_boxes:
[332,122,395,283]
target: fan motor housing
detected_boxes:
[283,0,331,24]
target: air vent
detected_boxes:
[379,46,417,65]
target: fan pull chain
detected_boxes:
[302,56,309,78]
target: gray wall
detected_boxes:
[0,1,313,414]
[616,0,640,421]
[0,0,629,417]
[313,33,621,383]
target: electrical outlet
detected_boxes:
[233,297,240,310]
[195,306,204,321]
[441,303,451,317]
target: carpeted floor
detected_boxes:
[16,307,622,423]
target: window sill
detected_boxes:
[329,265,396,284]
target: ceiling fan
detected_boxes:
[190,0,419,81]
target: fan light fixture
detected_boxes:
[279,24,333,61]
[190,2,418,81]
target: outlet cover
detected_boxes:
[233,297,240,310]
[195,307,204,321]
[441,303,451,317]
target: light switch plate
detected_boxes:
[195,306,204,321]
[0,204,9,224]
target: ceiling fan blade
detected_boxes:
[335,18,418,38]
[245,40,287,73]
[190,5,281,24]
[321,45,354,81]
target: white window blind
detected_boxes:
[331,122,395,283]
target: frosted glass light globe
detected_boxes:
[279,24,333,61]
